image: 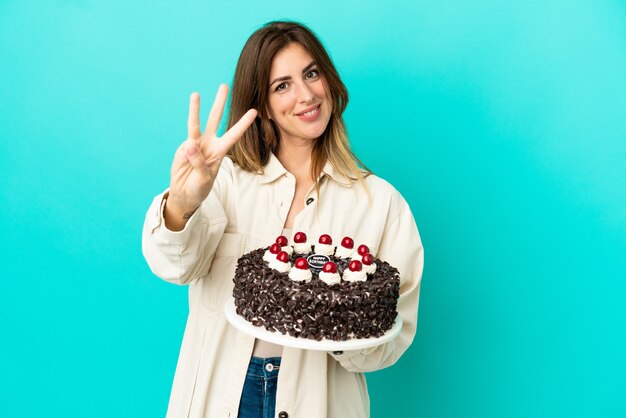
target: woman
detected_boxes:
[142,21,424,418]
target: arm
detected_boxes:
[141,186,228,286]
[141,85,256,285]
[330,197,424,372]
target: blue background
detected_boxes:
[1,0,625,417]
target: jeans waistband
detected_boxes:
[246,356,282,378]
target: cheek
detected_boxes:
[269,95,293,117]
[318,79,331,99]
[312,83,326,99]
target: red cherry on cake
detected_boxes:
[362,253,374,265]
[357,244,370,256]
[269,243,281,254]
[293,232,307,243]
[349,260,363,272]
[295,257,308,269]
[341,237,354,249]
[322,261,338,273]
[319,234,332,245]
[276,251,289,263]
[276,235,288,247]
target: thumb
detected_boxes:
[185,142,210,175]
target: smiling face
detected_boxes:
[266,42,332,144]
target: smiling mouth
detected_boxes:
[296,104,321,116]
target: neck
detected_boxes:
[276,137,315,181]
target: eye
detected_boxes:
[275,82,288,92]
[306,69,320,79]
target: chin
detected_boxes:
[303,127,328,140]
[307,119,332,139]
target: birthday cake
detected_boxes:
[232,233,400,341]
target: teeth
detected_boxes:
[299,106,319,117]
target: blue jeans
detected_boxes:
[237,356,281,418]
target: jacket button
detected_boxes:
[333,351,343,355]
[306,197,314,205]
[278,412,288,418]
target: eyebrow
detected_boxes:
[269,61,317,87]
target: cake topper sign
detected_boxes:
[307,254,330,272]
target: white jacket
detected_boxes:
[142,153,424,418]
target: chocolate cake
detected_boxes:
[232,233,400,341]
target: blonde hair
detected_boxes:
[226,21,371,192]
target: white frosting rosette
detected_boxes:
[359,253,377,274]
[288,267,312,283]
[318,271,341,285]
[343,269,367,282]
[362,262,377,274]
[334,245,354,259]
[292,232,311,255]
[293,242,311,254]
[269,258,291,273]
[279,245,293,256]
[314,243,334,256]
[263,250,277,263]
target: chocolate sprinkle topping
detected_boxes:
[232,247,401,341]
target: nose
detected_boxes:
[295,81,314,104]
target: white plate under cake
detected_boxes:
[229,233,401,344]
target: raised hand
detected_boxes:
[165,84,257,230]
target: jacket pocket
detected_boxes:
[214,232,244,258]
[202,232,244,312]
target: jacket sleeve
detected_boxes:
[329,195,424,372]
[141,166,231,286]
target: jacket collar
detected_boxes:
[257,152,353,187]
[257,152,288,184]
[320,160,354,187]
